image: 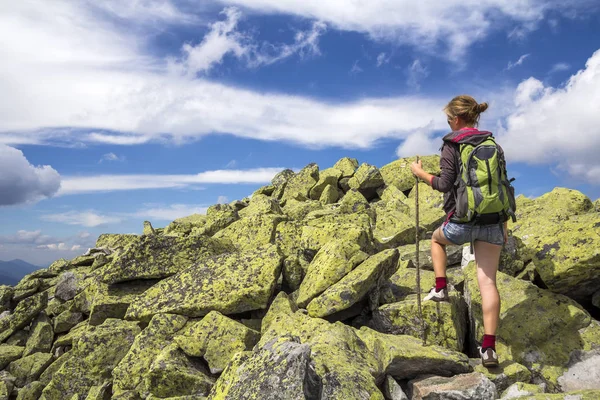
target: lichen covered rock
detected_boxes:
[348,163,384,200]
[0,345,24,370]
[23,313,53,356]
[281,163,319,203]
[213,214,285,251]
[310,167,343,200]
[125,245,282,321]
[380,155,440,192]
[0,292,48,342]
[174,311,259,374]
[89,280,157,326]
[16,381,45,400]
[333,157,358,178]
[409,372,497,400]
[8,352,53,388]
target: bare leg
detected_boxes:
[473,240,502,335]
[431,226,454,279]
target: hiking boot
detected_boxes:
[423,287,449,302]
[479,347,499,368]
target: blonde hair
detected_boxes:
[444,95,488,127]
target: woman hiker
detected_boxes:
[410,95,511,369]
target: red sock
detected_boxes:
[435,277,447,291]
[482,334,496,350]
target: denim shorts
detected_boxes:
[442,221,504,246]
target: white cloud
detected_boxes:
[406,60,429,90]
[57,167,283,195]
[133,204,210,221]
[376,52,390,67]
[0,144,61,206]
[41,211,123,227]
[225,160,238,168]
[99,152,125,163]
[549,63,570,74]
[498,49,600,184]
[217,195,229,204]
[219,0,596,60]
[507,54,530,70]
[349,60,363,75]
[395,124,440,158]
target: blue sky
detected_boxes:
[1,0,600,265]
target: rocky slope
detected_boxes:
[0,156,599,400]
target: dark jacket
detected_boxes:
[431,128,505,216]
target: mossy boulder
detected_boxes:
[125,245,283,321]
[501,382,545,399]
[46,259,71,275]
[273,220,302,259]
[397,239,463,270]
[524,391,600,399]
[407,182,446,232]
[281,163,319,203]
[300,213,373,253]
[195,204,239,237]
[338,189,370,214]
[237,194,282,218]
[95,234,139,251]
[464,262,600,390]
[174,311,260,374]
[55,272,79,301]
[380,155,441,192]
[23,313,53,356]
[373,206,416,248]
[371,291,467,351]
[282,255,306,291]
[0,287,13,313]
[0,372,14,400]
[144,343,215,398]
[409,372,497,400]
[89,280,157,326]
[472,359,532,393]
[319,184,339,204]
[282,198,323,220]
[39,351,73,385]
[85,382,112,400]
[5,331,28,347]
[306,249,399,318]
[8,352,53,388]
[100,235,230,284]
[309,167,343,200]
[511,189,600,302]
[212,214,286,252]
[208,336,320,400]
[12,278,41,302]
[163,214,206,236]
[52,321,89,349]
[0,292,48,343]
[0,345,24,370]
[348,163,384,200]
[296,240,368,308]
[113,313,188,395]
[16,381,45,400]
[42,319,141,399]
[332,157,358,178]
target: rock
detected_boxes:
[89,280,157,326]
[42,319,141,399]
[282,199,323,220]
[47,259,71,275]
[163,214,206,236]
[373,206,416,248]
[12,278,41,302]
[380,155,441,192]
[409,372,497,400]
[212,214,286,252]
[282,256,305,291]
[338,176,351,193]
[407,182,446,232]
[348,163,385,200]
[472,358,532,393]
[39,351,73,385]
[371,291,467,351]
[300,213,373,253]
[143,221,155,235]
[339,189,370,214]
[208,336,320,400]
[377,185,408,206]
[296,240,368,308]
[273,220,302,259]
[113,313,188,394]
[520,391,600,399]
[0,345,24,370]
[397,240,463,270]
[499,236,526,276]
[85,381,112,400]
[253,184,275,197]
[332,157,359,178]
[310,167,343,200]
[0,292,48,343]
[238,194,282,218]
[5,331,29,347]
[100,235,229,284]
[307,249,399,318]
[23,313,53,356]
[0,371,14,400]
[8,352,54,387]
[0,287,13,313]
[500,382,545,399]
[55,272,78,301]
[319,184,339,204]
[383,375,408,400]
[95,234,139,252]
[557,349,600,392]
[512,188,599,302]
[198,204,239,236]
[16,381,45,400]
[271,168,295,187]
[174,311,260,374]
[463,262,600,390]
[144,343,215,398]
[125,245,282,321]
[54,310,83,334]
[281,163,319,203]
[51,321,89,349]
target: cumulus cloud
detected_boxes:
[395,124,440,158]
[498,49,600,184]
[219,0,597,60]
[99,152,125,163]
[58,167,283,195]
[507,54,530,70]
[41,211,123,227]
[133,204,210,221]
[0,144,61,206]
[406,60,429,90]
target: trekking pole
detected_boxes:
[414,156,426,346]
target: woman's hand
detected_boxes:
[410,160,423,177]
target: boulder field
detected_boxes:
[0,156,599,400]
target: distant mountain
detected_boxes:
[0,259,41,286]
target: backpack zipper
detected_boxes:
[485,159,492,195]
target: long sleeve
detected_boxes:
[431,143,457,193]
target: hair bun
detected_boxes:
[476,102,489,113]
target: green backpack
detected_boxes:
[452,137,517,224]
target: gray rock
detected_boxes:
[55,272,78,301]
[410,372,497,400]
[383,375,408,400]
[558,349,600,391]
[500,382,545,399]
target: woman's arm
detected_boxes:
[410,145,457,192]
